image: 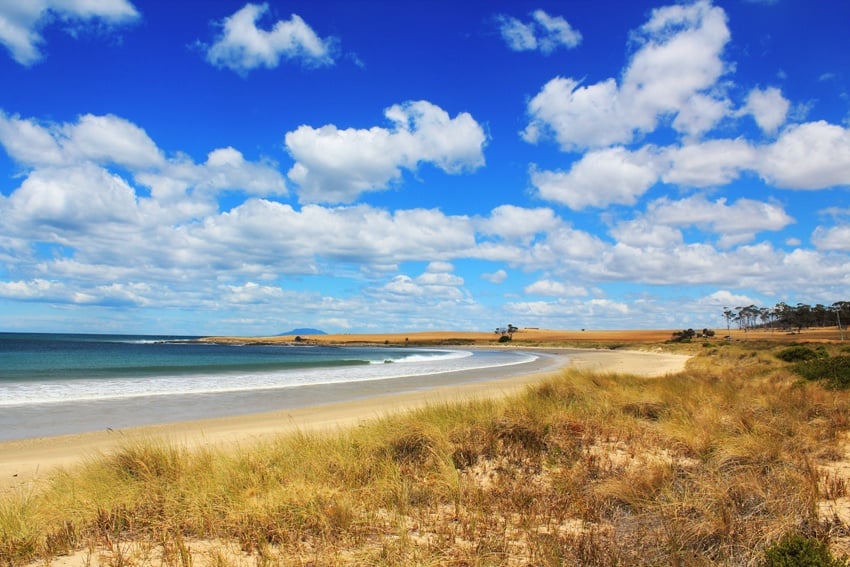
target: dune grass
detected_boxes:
[3,341,850,566]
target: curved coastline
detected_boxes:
[0,347,690,493]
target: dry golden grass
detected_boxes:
[204,326,849,347]
[203,327,689,347]
[3,334,850,566]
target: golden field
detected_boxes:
[206,326,849,346]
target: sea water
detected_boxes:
[0,333,538,440]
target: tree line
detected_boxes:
[723,301,849,333]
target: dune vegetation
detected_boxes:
[3,336,850,566]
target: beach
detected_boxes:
[0,346,690,494]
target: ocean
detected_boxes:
[0,333,540,441]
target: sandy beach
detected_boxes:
[0,346,690,494]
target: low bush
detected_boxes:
[793,355,850,389]
[761,533,847,567]
[777,345,826,362]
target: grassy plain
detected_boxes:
[3,328,850,566]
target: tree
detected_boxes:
[495,324,518,340]
[723,307,735,335]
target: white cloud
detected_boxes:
[482,269,507,284]
[672,93,731,139]
[644,195,794,246]
[64,114,164,169]
[380,266,466,301]
[0,112,286,221]
[523,0,730,150]
[180,202,478,272]
[222,282,285,304]
[740,87,790,134]
[662,138,756,186]
[701,290,760,308]
[505,297,629,325]
[609,218,683,248]
[524,279,587,297]
[0,278,62,300]
[531,147,659,209]
[0,277,152,307]
[757,121,850,189]
[812,225,850,251]
[7,163,141,232]
[205,2,336,73]
[0,112,163,169]
[416,271,464,287]
[477,205,561,242]
[0,111,289,252]
[425,261,455,273]
[286,100,486,203]
[0,0,139,65]
[137,147,287,205]
[522,77,627,149]
[498,9,581,54]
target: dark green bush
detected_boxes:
[792,356,850,389]
[761,534,847,566]
[777,346,824,362]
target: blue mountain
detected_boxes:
[278,328,327,336]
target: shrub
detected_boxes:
[761,534,847,567]
[671,329,696,342]
[777,346,824,362]
[793,356,850,389]
[498,334,512,343]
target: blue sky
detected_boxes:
[0,0,848,336]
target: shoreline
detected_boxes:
[0,347,690,494]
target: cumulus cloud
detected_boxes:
[661,139,756,187]
[701,290,760,308]
[812,225,850,251]
[498,9,581,54]
[505,298,630,326]
[0,278,64,300]
[181,202,478,272]
[531,147,659,209]
[205,2,336,73]
[137,147,287,205]
[644,195,795,247]
[286,100,486,203]
[523,0,730,150]
[476,205,561,243]
[0,0,139,65]
[381,265,466,300]
[740,87,790,134]
[758,121,850,189]
[608,218,684,248]
[524,279,587,297]
[7,163,141,232]
[0,111,163,169]
[0,110,287,235]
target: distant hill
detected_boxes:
[278,328,327,336]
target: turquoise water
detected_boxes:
[0,333,539,440]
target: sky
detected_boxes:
[0,0,848,336]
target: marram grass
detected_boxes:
[3,341,850,566]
